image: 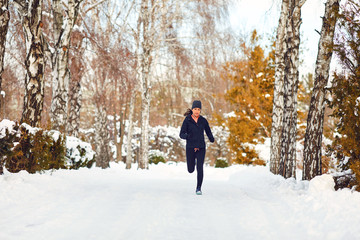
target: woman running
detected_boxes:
[179,100,214,195]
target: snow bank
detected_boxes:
[308,174,335,193]
[1,163,360,240]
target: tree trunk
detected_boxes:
[270,0,289,175]
[112,79,120,162]
[112,80,127,163]
[138,0,154,170]
[126,93,136,169]
[94,104,111,169]
[0,0,9,123]
[303,0,339,180]
[278,0,305,179]
[139,52,151,169]
[67,79,81,137]
[50,0,81,131]
[67,26,84,137]
[118,110,126,163]
[113,110,119,162]
[18,0,45,127]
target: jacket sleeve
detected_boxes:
[179,118,188,140]
[205,120,214,143]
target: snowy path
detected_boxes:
[1,163,360,240]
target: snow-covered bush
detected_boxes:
[65,136,95,169]
[119,125,186,163]
[149,126,185,162]
[1,122,67,173]
[215,158,229,168]
[206,125,230,165]
[148,149,166,165]
[0,119,95,173]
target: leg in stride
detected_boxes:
[186,147,196,173]
[196,148,206,191]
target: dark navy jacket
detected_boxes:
[179,115,214,148]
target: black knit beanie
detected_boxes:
[192,100,202,109]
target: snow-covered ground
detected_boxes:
[1,162,360,240]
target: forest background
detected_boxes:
[0,0,359,188]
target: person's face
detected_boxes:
[192,108,201,117]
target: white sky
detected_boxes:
[229,0,328,77]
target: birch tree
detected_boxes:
[135,0,230,169]
[270,0,288,175]
[270,0,306,178]
[13,0,45,127]
[279,0,306,179]
[303,0,339,180]
[94,102,111,169]
[50,0,83,131]
[137,0,152,169]
[136,0,180,169]
[0,0,9,120]
[126,7,141,169]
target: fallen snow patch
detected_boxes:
[308,174,335,193]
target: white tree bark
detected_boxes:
[138,0,156,169]
[270,0,289,175]
[67,26,85,137]
[0,0,9,122]
[278,0,306,179]
[14,0,45,127]
[136,0,178,169]
[271,0,306,178]
[50,0,82,131]
[94,103,111,169]
[303,0,339,180]
[67,79,81,137]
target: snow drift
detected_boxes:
[1,162,360,240]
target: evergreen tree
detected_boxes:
[224,30,275,165]
[328,0,360,189]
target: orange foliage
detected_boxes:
[223,30,275,165]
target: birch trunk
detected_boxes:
[67,27,85,137]
[279,0,305,179]
[139,48,151,169]
[303,0,339,180]
[126,93,136,169]
[94,104,111,169]
[67,79,81,137]
[138,0,154,170]
[0,0,9,122]
[50,0,82,131]
[270,0,289,174]
[126,8,142,169]
[16,0,45,127]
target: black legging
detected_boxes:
[186,147,206,190]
